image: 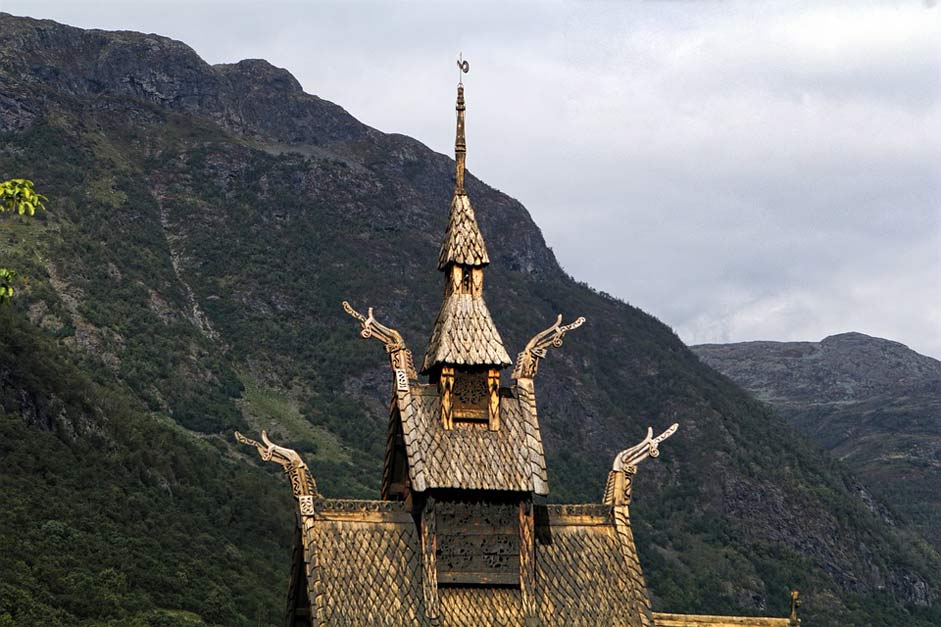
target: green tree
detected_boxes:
[0,178,46,302]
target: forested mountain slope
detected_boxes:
[1,13,939,626]
[694,333,941,551]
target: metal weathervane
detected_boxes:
[457,52,469,83]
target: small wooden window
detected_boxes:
[441,368,501,430]
[453,371,488,424]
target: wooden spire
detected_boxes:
[424,64,511,378]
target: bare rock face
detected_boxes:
[694,334,941,553]
[0,12,367,145]
[693,332,941,407]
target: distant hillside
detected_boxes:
[2,13,940,626]
[694,333,941,549]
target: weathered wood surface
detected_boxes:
[423,291,512,372]
[393,386,548,493]
[652,613,793,627]
[436,500,520,586]
[242,77,800,627]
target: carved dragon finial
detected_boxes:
[612,423,679,471]
[235,430,317,499]
[342,301,418,381]
[603,423,678,506]
[512,314,586,380]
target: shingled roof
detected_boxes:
[438,193,489,270]
[421,292,512,372]
[388,383,548,494]
[239,67,802,627]
[289,500,655,627]
[421,74,512,374]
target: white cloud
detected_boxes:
[7,0,941,357]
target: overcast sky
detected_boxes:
[6,1,940,358]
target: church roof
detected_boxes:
[421,291,513,373]
[235,61,801,627]
[290,500,655,627]
[421,75,512,373]
[392,383,548,494]
[438,193,489,270]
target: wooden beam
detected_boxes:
[488,369,501,431]
[652,613,793,627]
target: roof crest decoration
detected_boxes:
[512,314,586,380]
[613,423,679,471]
[604,423,678,506]
[454,52,469,195]
[343,300,418,382]
[235,430,318,502]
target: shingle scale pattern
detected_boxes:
[297,503,650,626]
[536,520,647,626]
[305,515,424,626]
[438,193,490,270]
[399,388,547,493]
[422,292,513,372]
[440,588,526,626]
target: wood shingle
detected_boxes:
[293,500,656,626]
[235,70,801,627]
[422,291,513,373]
[438,194,490,270]
[394,383,548,494]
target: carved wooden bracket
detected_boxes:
[342,301,418,381]
[512,314,585,380]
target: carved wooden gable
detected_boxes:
[436,499,521,586]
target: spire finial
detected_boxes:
[454,54,470,194]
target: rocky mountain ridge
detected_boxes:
[1,13,939,626]
[694,332,941,551]
[694,332,940,406]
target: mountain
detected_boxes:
[693,333,941,549]
[1,13,940,626]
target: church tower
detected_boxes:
[423,75,512,431]
[234,59,800,627]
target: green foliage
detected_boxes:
[0,268,15,302]
[0,311,291,626]
[0,178,46,303]
[0,179,46,216]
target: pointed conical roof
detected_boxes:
[422,77,511,373]
[437,83,490,270]
[422,291,512,371]
[437,194,489,269]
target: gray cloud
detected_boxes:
[8,1,941,357]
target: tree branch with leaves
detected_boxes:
[0,178,47,302]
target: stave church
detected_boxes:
[235,63,801,627]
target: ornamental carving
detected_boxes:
[436,500,520,585]
[298,495,315,517]
[512,314,585,380]
[603,424,678,506]
[234,430,318,499]
[612,423,679,471]
[342,301,418,379]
